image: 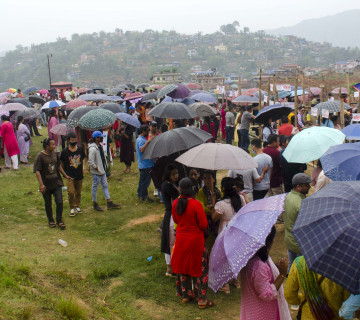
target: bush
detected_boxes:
[58,297,87,320]
[91,264,122,280]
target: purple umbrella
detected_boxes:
[192,92,217,103]
[208,194,286,293]
[167,83,190,99]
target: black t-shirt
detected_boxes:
[161,181,179,212]
[33,151,63,190]
[60,146,86,180]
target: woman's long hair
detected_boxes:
[16,116,24,131]
[221,177,242,212]
[256,226,276,262]
[163,164,178,183]
[175,178,195,215]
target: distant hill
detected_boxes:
[267,10,360,48]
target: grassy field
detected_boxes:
[0,129,295,320]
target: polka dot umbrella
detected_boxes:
[78,108,116,131]
[66,105,100,127]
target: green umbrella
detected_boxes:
[283,126,345,163]
[79,109,116,130]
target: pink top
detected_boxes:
[48,117,59,146]
[0,121,20,156]
[240,256,280,320]
[214,197,246,234]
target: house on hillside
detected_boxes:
[187,49,198,58]
[192,71,225,90]
[152,72,182,84]
[50,81,72,92]
[214,44,227,53]
[332,60,359,73]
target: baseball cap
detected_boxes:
[129,106,135,110]
[92,131,104,138]
[292,173,313,186]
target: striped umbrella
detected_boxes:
[66,99,89,109]
[67,105,100,127]
[50,123,76,136]
[79,109,116,130]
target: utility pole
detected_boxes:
[47,54,52,88]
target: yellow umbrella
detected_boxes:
[6,88,16,93]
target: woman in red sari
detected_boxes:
[171,178,215,309]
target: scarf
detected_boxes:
[295,256,338,320]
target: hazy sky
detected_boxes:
[2,0,359,52]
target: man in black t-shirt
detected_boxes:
[60,132,86,217]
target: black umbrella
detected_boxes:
[148,102,196,119]
[23,86,40,94]
[137,83,149,89]
[6,98,32,108]
[14,108,41,120]
[143,127,213,159]
[92,87,105,91]
[189,103,217,117]
[67,105,100,127]
[29,95,46,105]
[100,102,125,113]
[126,83,135,90]
[254,103,294,124]
[141,91,158,102]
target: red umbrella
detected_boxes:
[123,92,144,101]
[66,99,90,109]
[50,123,76,136]
[185,83,202,90]
[332,87,348,94]
[39,89,49,94]
[76,87,88,94]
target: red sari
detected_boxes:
[171,197,208,277]
[0,121,20,156]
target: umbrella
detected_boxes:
[115,113,141,128]
[0,92,10,103]
[175,143,258,170]
[331,87,348,94]
[14,108,41,120]
[123,92,144,101]
[0,103,27,111]
[150,84,163,89]
[136,83,149,89]
[78,93,109,102]
[111,86,127,94]
[320,142,360,181]
[100,102,125,113]
[92,86,105,91]
[341,124,360,140]
[278,91,291,99]
[254,104,293,124]
[39,89,49,94]
[282,126,345,163]
[50,123,76,136]
[185,83,202,90]
[148,102,196,119]
[6,88,17,93]
[141,91,158,102]
[66,99,89,109]
[209,194,287,292]
[6,98,32,108]
[313,100,352,113]
[126,84,135,90]
[189,103,217,117]
[289,89,308,98]
[167,83,190,99]
[41,100,66,110]
[143,127,213,160]
[292,181,360,294]
[76,87,89,94]
[307,87,321,96]
[181,97,196,106]
[232,95,259,103]
[189,90,205,97]
[156,84,178,99]
[107,96,123,102]
[192,92,217,103]
[79,109,116,130]
[67,105,100,127]
[23,86,40,94]
[29,95,46,105]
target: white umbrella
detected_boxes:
[0,103,27,111]
[41,100,66,110]
[175,143,258,170]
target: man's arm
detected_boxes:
[35,171,46,194]
[139,136,154,153]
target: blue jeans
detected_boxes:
[239,129,250,149]
[138,168,152,200]
[287,249,302,273]
[225,126,234,145]
[92,174,110,202]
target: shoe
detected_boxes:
[141,197,154,203]
[76,207,82,213]
[69,209,76,217]
[230,279,241,289]
[219,283,230,294]
[107,201,121,209]
[93,203,104,211]
[153,189,158,196]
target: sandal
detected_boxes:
[198,300,215,309]
[182,297,194,304]
[48,221,56,228]
[57,222,66,230]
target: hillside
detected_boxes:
[0,24,359,89]
[267,10,360,48]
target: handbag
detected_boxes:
[24,134,30,142]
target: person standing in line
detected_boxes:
[119,119,135,173]
[0,115,20,170]
[88,131,120,211]
[278,116,294,137]
[47,109,60,152]
[263,134,284,196]
[225,105,235,145]
[251,138,272,200]
[60,132,86,217]
[33,138,69,229]
[136,125,154,202]
[297,106,306,130]
[15,116,31,165]
[239,106,255,149]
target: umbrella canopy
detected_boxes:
[6,88,17,93]
[331,87,348,94]
[156,84,178,99]
[123,92,144,101]
[289,89,308,97]
[189,103,217,117]
[150,84,163,89]
[92,87,105,91]
[115,113,141,128]
[78,93,109,102]
[39,89,49,94]
[41,100,66,110]
[66,105,100,127]
[136,83,149,89]
[0,92,10,103]
[1,103,27,111]
[181,97,196,106]
[79,109,116,130]
[292,181,360,294]
[233,95,259,103]
[167,83,190,99]
[278,91,291,99]
[14,108,41,120]
[320,142,360,181]
[148,102,196,119]
[283,127,345,163]
[23,86,40,94]
[126,83,135,90]
[185,83,202,90]
[76,87,89,94]
[143,127,213,160]
[100,102,125,113]
[6,98,32,108]
[29,95,45,105]
[189,90,205,97]
[141,91,158,102]
[107,95,123,102]
[314,100,352,113]
[192,92,217,103]
[66,99,89,109]
[50,123,76,136]
[209,194,286,292]
[341,124,360,140]
[254,104,293,124]
[307,87,321,96]
[175,143,258,170]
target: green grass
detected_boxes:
[0,128,292,319]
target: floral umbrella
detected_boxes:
[79,109,116,130]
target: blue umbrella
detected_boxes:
[292,181,360,294]
[278,91,291,99]
[116,113,141,128]
[254,103,293,124]
[41,100,66,110]
[289,89,308,98]
[342,124,360,140]
[320,142,360,181]
[233,95,259,103]
[192,92,216,103]
[181,97,196,106]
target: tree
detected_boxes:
[220,24,237,35]
[243,26,250,34]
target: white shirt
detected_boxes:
[64,91,72,102]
